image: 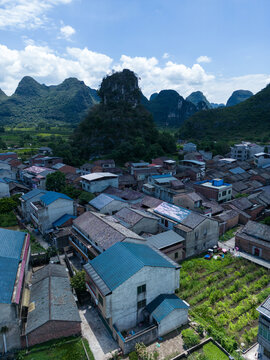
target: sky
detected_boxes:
[0,0,270,103]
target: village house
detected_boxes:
[0,229,30,353]
[149,202,219,258]
[69,211,144,261]
[235,220,270,261]
[84,242,189,354]
[254,153,270,169]
[257,296,270,360]
[0,178,10,197]
[93,159,115,169]
[80,163,94,175]
[194,178,232,203]
[183,142,197,153]
[21,166,54,189]
[142,174,185,204]
[0,152,18,161]
[113,207,159,235]
[104,186,145,205]
[20,189,75,235]
[38,147,53,155]
[88,193,128,215]
[81,172,119,193]
[146,230,185,261]
[214,209,239,235]
[230,142,264,161]
[23,264,81,347]
[178,160,205,180]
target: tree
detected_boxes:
[1,326,8,354]
[181,328,200,348]
[46,171,66,192]
[70,270,86,292]
[78,191,95,205]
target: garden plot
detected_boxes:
[178,254,270,353]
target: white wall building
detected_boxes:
[0,179,10,198]
[81,172,119,193]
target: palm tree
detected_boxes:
[1,326,9,354]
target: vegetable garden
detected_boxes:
[178,254,270,353]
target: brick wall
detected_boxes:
[235,235,270,261]
[24,320,81,347]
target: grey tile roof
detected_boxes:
[146,230,184,250]
[180,212,206,229]
[230,197,253,210]
[26,264,80,334]
[242,220,270,242]
[104,186,143,201]
[114,207,158,227]
[216,209,239,222]
[257,296,270,319]
[73,211,143,250]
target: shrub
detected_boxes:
[182,328,200,348]
[129,351,138,360]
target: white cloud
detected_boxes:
[196,55,212,63]
[59,25,76,40]
[0,0,72,29]
[162,53,170,59]
[0,44,269,103]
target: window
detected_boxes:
[98,294,103,306]
[228,190,231,194]
[137,284,146,295]
[165,219,168,228]
[222,191,227,196]
[137,299,146,309]
[259,323,270,341]
[195,232,198,240]
[204,228,207,236]
[174,252,178,259]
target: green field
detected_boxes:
[188,341,229,360]
[178,254,270,352]
[19,337,94,360]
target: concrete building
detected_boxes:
[257,296,270,360]
[150,202,219,258]
[88,193,128,215]
[38,147,53,155]
[146,230,185,261]
[21,166,54,189]
[231,142,264,161]
[194,179,232,203]
[254,153,270,168]
[235,221,270,261]
[0,229,30,353]
[113,207,159,235]
[93,159,115,169]
[84,242,189,354]
[0,178,10,198]
[183,142,197,153]
[142,174,185,204]
[0,152,18,161]
[81,172,119,193]
[23,264,81,347]
[20,189,75,235]
[69,211,144,261]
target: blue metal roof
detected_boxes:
[0,229,26,304]
[154,202,191,223]
[89,193,114,209]
[21,188,46,201]
[229,167,245,174]
[40,191,72,205]
[53,214,76,227]
[89,242,176,292]
[151,174,174,179]
[0,152,16,156]
[146,294,189,323]
[0,178,7,183]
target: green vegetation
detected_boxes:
[46,171,66,192]
[219,227,239,242]
[181,328,200,348]
[72,69,177,164]
[179,83,270,141]
[178,254,270,352]
[0,76,99,126]
[0,195,21,228]
[70,270,86,292]
[262,216,270,225]
[234,193,249,199]
[29,234,45,254]
[188,341,229,360]
[17,336,94,360]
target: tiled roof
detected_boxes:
[84,242,177,294]
[230,197,252,210]
[0,229,26,304]
[241,220,270,242]
[229,167,245,174]
[26,264,80,334]
[146,230,184,249]
[146,294,189,323]
[257,296,270,319]
[40,191,72,205]
[73,211,142,250]
[114,207,157,227]
[81,172,118,181]
[104,186,143,201]
[52,214,76,227]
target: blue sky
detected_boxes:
[0,0,269,102]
